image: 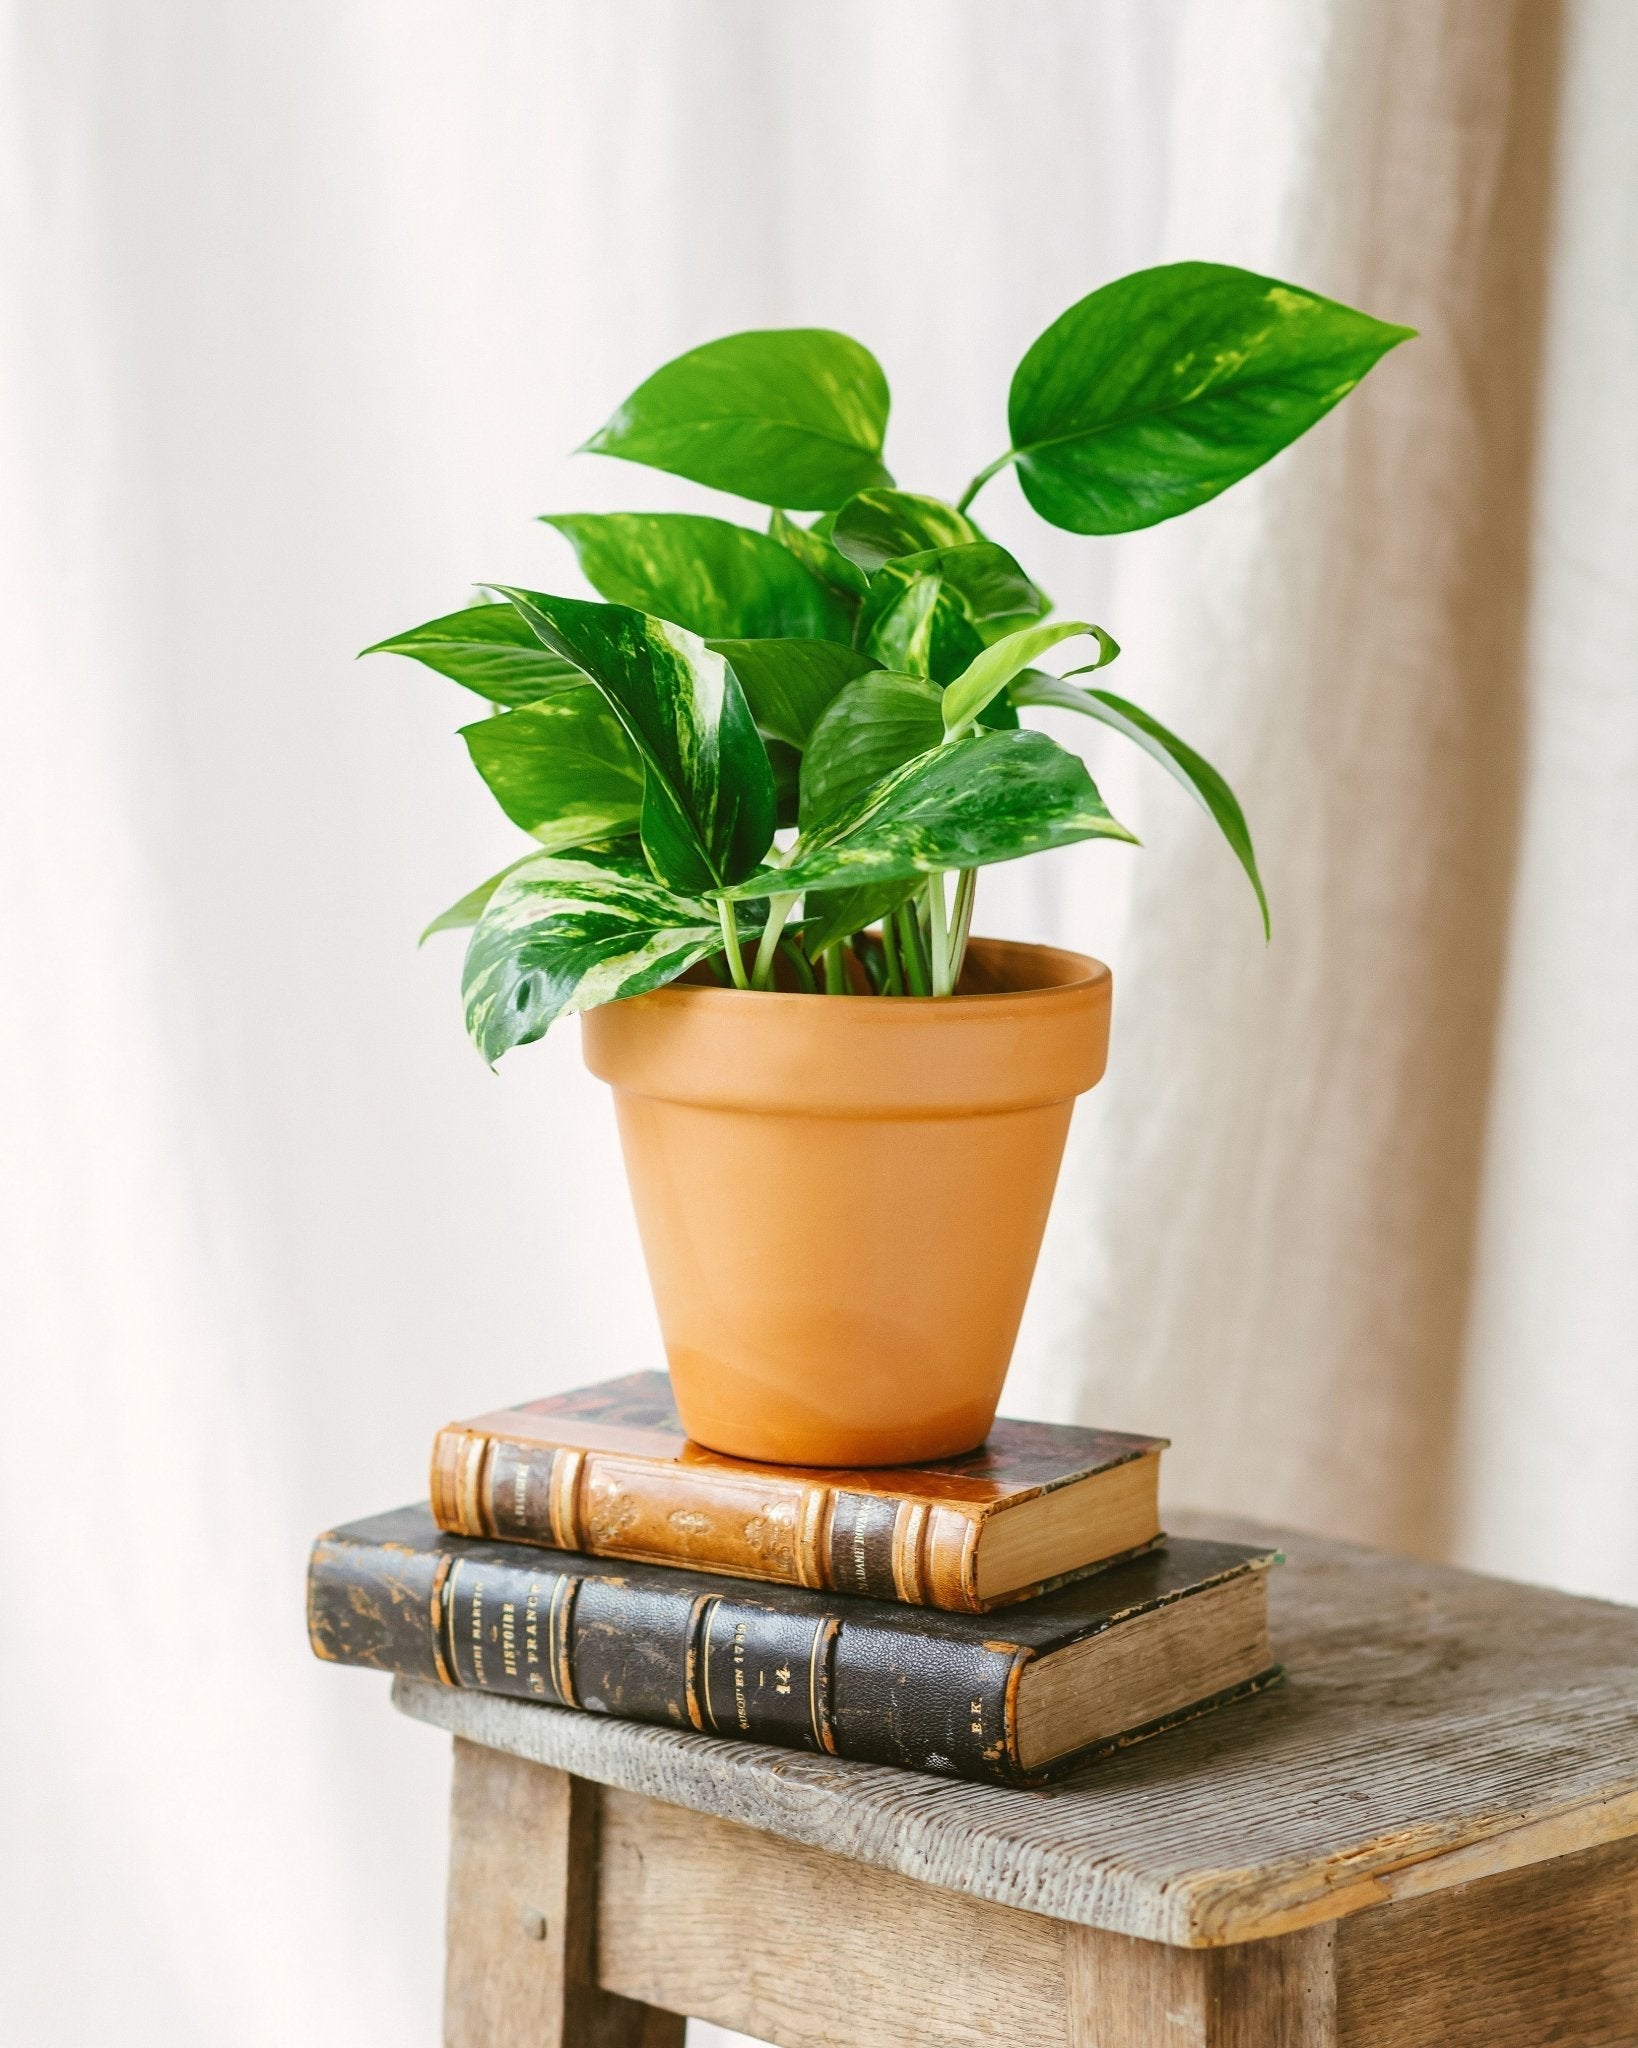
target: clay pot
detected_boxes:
[580,938,1112,1467]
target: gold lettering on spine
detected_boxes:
[891,1500,929,1605]
[683,1593,713,1731]
[547,1448,586,1551]
[428,1554,455,1686]
[796,1485,829,1589]
[808,1617,839,1753]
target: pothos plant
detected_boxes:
[371,262,1411,1060]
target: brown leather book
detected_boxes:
[430,1372,1167,1612]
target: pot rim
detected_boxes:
[582,937,1113,1118]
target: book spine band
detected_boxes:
[429,1425,985,1610]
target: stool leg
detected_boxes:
[1067,1923,1336,2047]
[443,1739,686,2048]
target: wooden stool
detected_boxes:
[394,1512,1638,2046]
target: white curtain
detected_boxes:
[1,5,1632,2045]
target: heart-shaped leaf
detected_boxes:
[494,590,776,893]
[1009,262,1416,533]
[799,671,942,827]
[462,852,732,1060]
[830,490,980,573]
[580,328,892,510]
[1012,674,1268,934]
[363,602,584,707]
[459,691,644,849]
[735,728,1135,897]
[706,637,875,749]
[544,513,850,642]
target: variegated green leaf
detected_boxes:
[768,508,869,609]
[705,637,874,748]
[462,853,730,1060]
[363,601,584,707]
[799,670,942,828]
[830,490,980,573]
[857,541,1046,684]
[733,728,1135,898]
[580,328,892,510]
[942,619,1105,737]
[493,590,777,893]
[459,691,644,848]
[860,570,954,679]
[420,855,544,944]
[543,513,851,642]
[1011,675,1268,935]
[800,878,920,959]
[1008,262,1416,534]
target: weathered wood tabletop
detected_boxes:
[396,1512,1638,2046]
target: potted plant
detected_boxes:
[371,261,1410,1467]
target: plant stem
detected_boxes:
[896,901,931,996]
[717,900,750,990]
[955,449,1018,515]
[751,891,799,990]
[879,912,905,995]
[950,868,976,989]
[777,937,817,994]
[822,945,849,995]
[927,874,954,996]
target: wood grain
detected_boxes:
[598,1787,1069,2047]
[443,1740,683,2048]
[1068,1925,1335,2046]
[397,1511,1638,1945]
[1335,1831,1638,2045]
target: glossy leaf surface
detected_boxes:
[799,670,942,827]
[768,508,869,608]
[735,728,1135,897]
[830,490,980,572]
[801,877,920,958]
[495,590,776,892]
[420,855,543,944]
[706,637,874,749]
[544,513,850,642]
[462,852,727,1060]
[363,602,583,707]
[460,692,644,848]
[1012,674,1268,934]
[942,619,1102,737]
[1009,261,1416,533]
[580,328,892,510]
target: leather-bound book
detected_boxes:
[308,1505,1278,1787]
[430,1372,1167,1614]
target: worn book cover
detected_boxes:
[430,1371,1168,1613]
[309,1505,1278,1786]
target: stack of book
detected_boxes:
[308,1373,1280,1786]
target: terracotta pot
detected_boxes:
[580,937,1112,1467]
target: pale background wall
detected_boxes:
[1,4,1633,2045]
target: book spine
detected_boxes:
[308,1529,1025,1781]
[430,1425,985,1611]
